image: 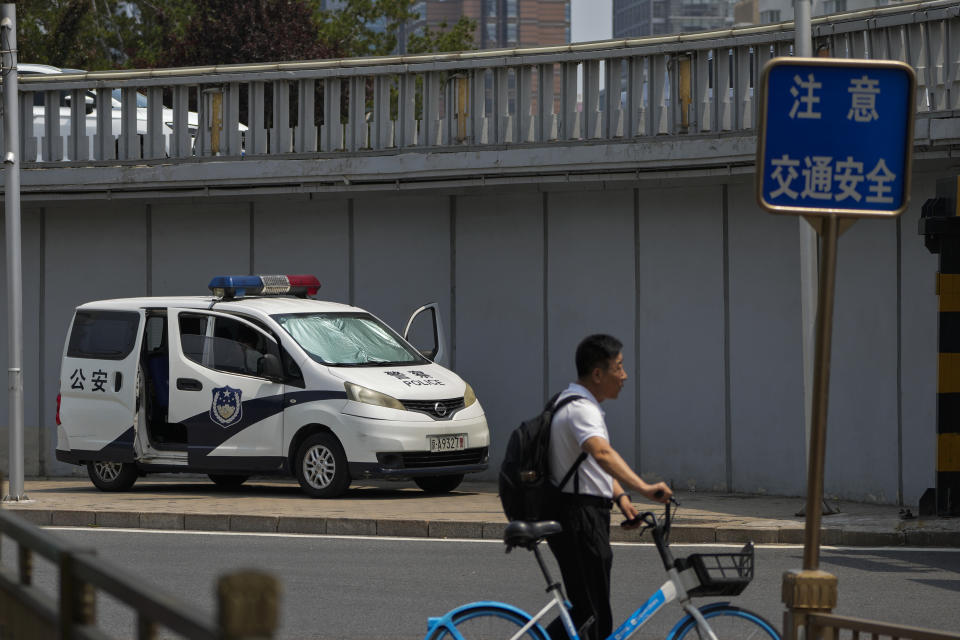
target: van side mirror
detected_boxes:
[258,353,283,379]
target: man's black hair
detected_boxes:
[575,334,623,379]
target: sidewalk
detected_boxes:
[2,476,958,547]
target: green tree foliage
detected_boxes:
[143,0,327,68]
[405,18,477,55]
[15,0,139,69]
[121,0,193,68]
[315,0,416,59]
[316,0,476,58]
[13,0,476,71]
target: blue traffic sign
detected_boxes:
[756,58,915,217]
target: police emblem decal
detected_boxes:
[210,386,243,428]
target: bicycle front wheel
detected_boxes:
[426,604,550,640]
[670,604,780,639]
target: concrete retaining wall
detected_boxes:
[0,167,946,504]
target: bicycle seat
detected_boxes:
[503,520,562,550]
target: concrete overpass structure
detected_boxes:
[2,0,959,504]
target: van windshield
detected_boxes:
[272,312,427,367]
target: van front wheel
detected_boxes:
[295,433,350,498]
[87,461,138,492]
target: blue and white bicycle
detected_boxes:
[425,498,780,639]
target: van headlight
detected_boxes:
[344,382,405,410]
[463,382,477,408]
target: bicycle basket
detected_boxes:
[679,541,754,597]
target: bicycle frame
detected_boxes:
[609,573,722,640]
[511,556,720,640]
[515,510,721,640]
[544,500,722,640]
[426,501,743,640]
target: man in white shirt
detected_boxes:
[547,334,672,640]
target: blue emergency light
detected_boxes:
[208,274,321,299]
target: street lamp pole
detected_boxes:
[1,2,26,502]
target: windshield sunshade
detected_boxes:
[274,312,425,366]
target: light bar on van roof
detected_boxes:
[208,275,321,299]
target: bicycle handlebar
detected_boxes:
[618,497,681,571]
[620,495,678,530]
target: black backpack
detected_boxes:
[498,393,588,522]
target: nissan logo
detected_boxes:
[434,402,448,417]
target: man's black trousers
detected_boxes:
[545,494,613,640]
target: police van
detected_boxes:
[55,275,489,497]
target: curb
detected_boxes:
[8,508,958,547]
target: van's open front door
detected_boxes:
[58,309,145,462]
[403,302,449,368]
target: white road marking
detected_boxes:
[42,527,960,553]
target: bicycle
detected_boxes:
[424,498,780,639]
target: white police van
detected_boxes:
[55,275,489,497]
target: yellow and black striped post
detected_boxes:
[920,175,960,516]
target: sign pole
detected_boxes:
[801,213,839,570]
[1,3,25,502]
[781,214,840,639]
[757,56,915,639]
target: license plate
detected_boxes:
[429,434,467,453]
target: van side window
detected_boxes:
[179,314,280,378]
[178,314,209,363]
[230,313,303,386]
[67,311,140,360]
[144,315,166,352]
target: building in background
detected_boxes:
[732,0,905,26]
[405,0,570,51]
[613,0,735,37]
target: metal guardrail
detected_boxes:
[806,612,960,639]
[7,0,959,164]
[0,507,278,639]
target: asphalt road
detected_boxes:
[10,528,960,639]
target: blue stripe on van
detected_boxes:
[57,426,137,464]
[185,389,347,465]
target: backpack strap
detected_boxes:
[551,394,587,493]
[558,452,588,492]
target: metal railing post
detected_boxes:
[18,545,32,586]
[677,55,692,133]
[137,614,157,640]
[59,550,96,640]
[457,75,467,143]
[217,571,278,640]
[212,88,224,155]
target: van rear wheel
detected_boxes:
[87,461,138,492]
[414,474,464,494]
[295,432,350,498]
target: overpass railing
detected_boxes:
[9,0,959,164]
[804,612,960,639]
[0,507,278,639]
